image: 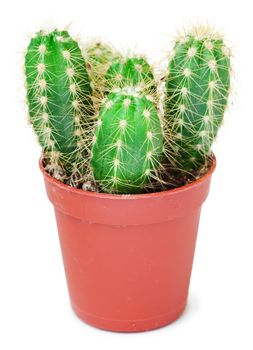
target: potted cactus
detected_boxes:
[24,25,231,332]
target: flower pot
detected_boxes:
[40,157,216,332]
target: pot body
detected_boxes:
[40,160,216,332]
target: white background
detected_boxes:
[0,0,252,348]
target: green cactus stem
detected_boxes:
[83,40,122,110]
[91,87,163,194]
[105,56,157,99]
[165,26,231,172]
[25,29,93,177]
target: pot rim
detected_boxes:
[39,155,216,200]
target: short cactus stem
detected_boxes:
[165,26,231,171]
[83,40,122,111]
[25,29,93,175]
[91,87,163,194]
[105,56,158,100]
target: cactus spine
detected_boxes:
[25,29,93,178]
[165,26,231,171]
[91,87,163,194]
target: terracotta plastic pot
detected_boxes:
[40,158,216,332]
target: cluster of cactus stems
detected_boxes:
[24,25,231,194]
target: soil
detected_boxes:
[42,155,213,194]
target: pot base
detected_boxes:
[71,300,187,332]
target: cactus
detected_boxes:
[91,87,163,194]
[85,41,117,74]
[25,29,93,178]
[84,41,121,110]
[105,56,157,99]
[165,26,231,172]
[84,40,121,109]
[23,24,233,193]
